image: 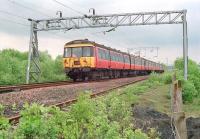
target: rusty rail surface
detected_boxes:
[8,76,148,124]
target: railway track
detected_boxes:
[0,81,75,93]
[0,76,148,93]
[0,79,111,93]
[7,76,148,124]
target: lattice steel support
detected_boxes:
[26,20,40,84]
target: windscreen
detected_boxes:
[64,47,93,57]
[72,47,82,58]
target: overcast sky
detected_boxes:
[0,0,199,65]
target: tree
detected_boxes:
[0,49,66,85]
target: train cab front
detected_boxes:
[63,42,95,81]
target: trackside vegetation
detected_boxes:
[0,49,66,85]
[174,58,200,103]
[0,75,173,139]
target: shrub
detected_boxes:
[174,58,200,103]
[15,103,57,139]
[0,104,11,139]
[0,80,161,138]
[162,72,172,84]
[0,104,4,115]
[0,117,10,139]
[149,72,172,85]
[182,81,198,103]
[0,49,66,85]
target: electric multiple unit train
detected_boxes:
[63,39,164,81]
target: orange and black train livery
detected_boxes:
[63,39,164,81]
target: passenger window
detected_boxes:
[98,49,101,59]
[119,54,122,62]
[102,50,106,59]
[101,50,104,59]
[124,56,129,64]
[83,47,92,57]
[114,54,116,61]
[64,48,72,57]
[111,53,113,61]
[98,48,109,60]
[115,54,118,61]
[116,54,119,62]
[136,57,140,65]
[105,50,110,60]
[113,53,115,61]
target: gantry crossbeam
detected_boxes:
[34,10,185,31]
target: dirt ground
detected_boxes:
[132,83,200,139]
[133,105,200,139]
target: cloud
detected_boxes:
[0,0,199,64]
[0,32,29,51]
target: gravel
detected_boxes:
[0,76,145,117]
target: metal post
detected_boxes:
[172,75,188,139]
[26,21,33,84]
[183,10,188,80]
[26,20,40,84]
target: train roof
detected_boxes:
[65,39,130,55]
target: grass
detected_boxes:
[104,76,200,118]
[99,79,170,113]
[137,84,171,115]
[184,97,200,117]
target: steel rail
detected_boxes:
[8,76,148,124]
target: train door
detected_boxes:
[131,56,135,70]
[96,48,109,69]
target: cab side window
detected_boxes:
[83,47,93,57]
[98,48,110,60]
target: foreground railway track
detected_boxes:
[0,79,116,93]
[0,76,149,93]
[0,81,74,93]
[7,76,148,124]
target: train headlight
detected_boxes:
[64,59,68,64]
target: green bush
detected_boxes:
[0,49,66,85]
[0,117,10,139]
[149,72,172,85]
[182,81,198,103]
[124,129,149,139]
[0,92,159,139]
[162,72,172,84]
[15,103,59,139]
[174,58,200,103]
